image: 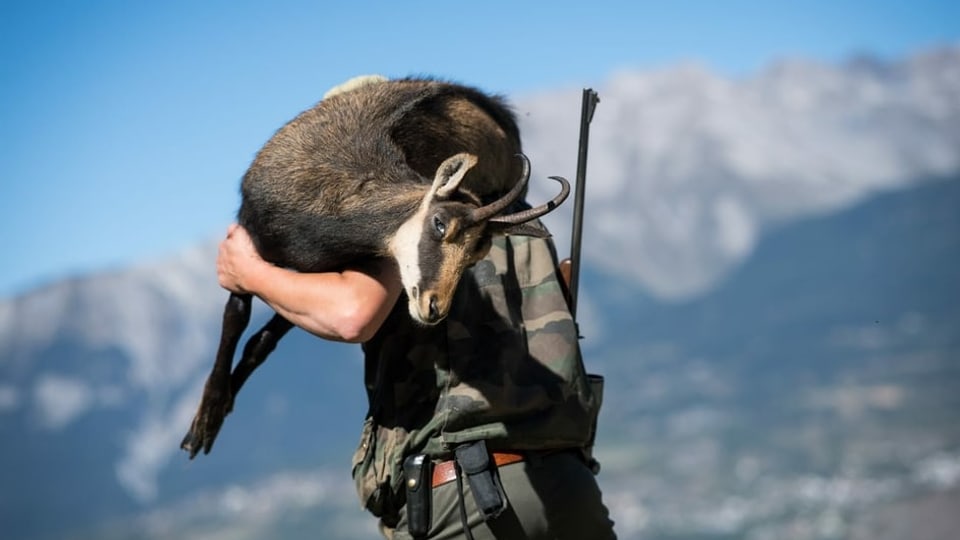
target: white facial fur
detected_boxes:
[387,152,477,323]
[388,203,429,321]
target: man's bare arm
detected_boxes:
[217,224,402,343]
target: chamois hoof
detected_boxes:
[180,388,233,459]
[180,430,206,460]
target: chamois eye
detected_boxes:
[433,216,446,237]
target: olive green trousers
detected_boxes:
[385,451,616,540]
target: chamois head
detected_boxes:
[390,152,569,325]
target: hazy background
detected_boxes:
[2,2,959,539]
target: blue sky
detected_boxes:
[1,0,958,297]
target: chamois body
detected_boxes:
[238,78,522,272]
[181,77,567,458]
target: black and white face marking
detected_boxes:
[389,203,429,321]
[386,152,485,325]
[388,202,490,325]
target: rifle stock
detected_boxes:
[559,258,574,306]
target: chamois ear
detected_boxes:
[431,153,478,199]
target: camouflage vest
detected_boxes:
[351,226,601,521]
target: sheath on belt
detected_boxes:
[454,440,507,520]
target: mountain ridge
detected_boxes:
[521,45,960,299]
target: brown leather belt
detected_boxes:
[431,451,525,488]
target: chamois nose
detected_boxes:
[428,294,440,322]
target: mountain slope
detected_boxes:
[0,244,370,539]
[607,175,960,364]
[1,178,957,540]
[587,178,960,539]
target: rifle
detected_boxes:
[558,89,604,474]
[559,88,600,319]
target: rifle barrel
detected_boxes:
[568,88,599,319]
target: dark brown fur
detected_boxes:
[181,78,531,458]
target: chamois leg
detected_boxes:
[181,292,252,458]
[230,314,294,397]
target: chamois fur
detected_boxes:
[181,77,567,458]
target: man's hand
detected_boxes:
[217,223,265,294]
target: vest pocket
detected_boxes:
[352,417,405,520]
[351,417,379,511]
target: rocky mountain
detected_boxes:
[0,269,371,538]
[2,177,957,540]
[520,45,960,300]
[589,176,960,539]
